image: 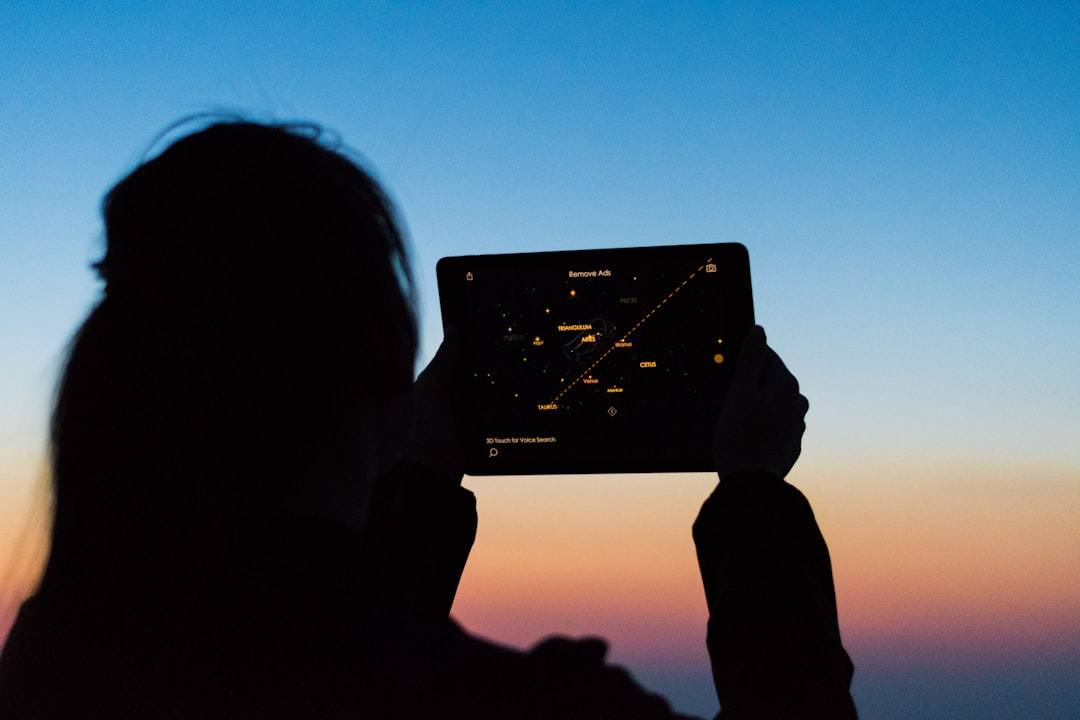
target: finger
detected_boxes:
[731,325,766,392]
[761,345,800,395]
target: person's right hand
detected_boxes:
[713,325,808,480]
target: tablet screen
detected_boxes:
[437,243,753,475]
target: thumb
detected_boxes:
[730,325,766,393]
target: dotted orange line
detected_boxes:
[549,259,711,405]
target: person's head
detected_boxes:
[43,120,417,591]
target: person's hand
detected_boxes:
[406,326,466,480]
[713,325,808,480]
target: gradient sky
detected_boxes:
[1,3,1078,718]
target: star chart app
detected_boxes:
[438,244,752,475]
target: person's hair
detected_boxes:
[40,120,417,596]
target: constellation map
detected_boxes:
[438,243,753,474]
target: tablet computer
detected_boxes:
[436,243,753,475]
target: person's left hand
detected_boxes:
[405,326,466,480]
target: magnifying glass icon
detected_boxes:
[488,447,499,458]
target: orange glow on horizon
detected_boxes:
[806,460,1080,655]
[0,446,51,647]
[453,461,1080,663]
[453,473,714,656]
[2,454,1076,671]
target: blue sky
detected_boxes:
[1,3,1078,718]
[3,2,1076,466]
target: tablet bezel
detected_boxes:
[436,243,754,475]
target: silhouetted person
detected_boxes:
[0,120,855,718]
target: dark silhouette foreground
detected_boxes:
[0,121,856,719]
